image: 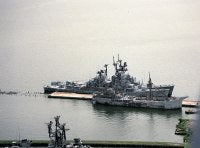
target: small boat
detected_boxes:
[185,109,198,114]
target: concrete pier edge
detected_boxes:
[0,140,184,147]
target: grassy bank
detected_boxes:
[175,118,193,143]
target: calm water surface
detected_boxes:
[0,94,196,142]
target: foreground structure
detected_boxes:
[47,116,91,148]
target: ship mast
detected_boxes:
[147,72,153,99]
[104,64,108,76]
[113,56,118,73]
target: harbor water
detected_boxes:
[0,93,197,142]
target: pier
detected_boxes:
[0,140,184,148]
[48,92,93,100]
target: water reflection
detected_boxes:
[92,104,182,119]
[91,104,183,142]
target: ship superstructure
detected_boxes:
[85,64,111,90]
[109,55,174,98]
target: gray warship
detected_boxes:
[44,55,174,99]
[92,75,187,109]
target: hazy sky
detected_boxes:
[0,0,200,98]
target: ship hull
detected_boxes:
[44,86,95,94]
[44,87,58,94]
[92,96,186,109]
